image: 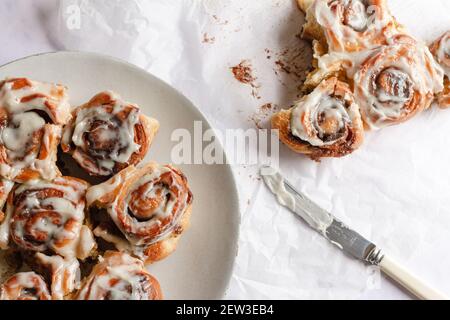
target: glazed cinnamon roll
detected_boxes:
[0,78,70,182]
[430,31,450,109]
[86,162,193,263]
[0,179,14,249]
[6,176,96,259]
[0,271,51,300]
[353,40,444,129]
[75,251,162,300]
[272,77,364,159]
[61,91,159,177]
[300,0,401,53]
[34,253,80,300]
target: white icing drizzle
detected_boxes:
[76,252,160,300]
[1,112,45,151]
[290,78,362,147]
[0,122,62,181]
[316,48,372,79]
[35,252,80,300]
[111,165,188,246]
[125,166,177,219]
[0,271,51,300]
[87,163,191,255]
[63,91,141,175]
[261,166,333,235]
[312,35,444,130]
[353,41,444,129]
[86,167,133,206]
[0,78,70,124]
[431,31,450,77]
[9,177,88,259]
[77,225,96,260]
[0,77,69,182]
[0,179,14,249]
[93,225,131,252]
[290,83,357,147]
[313,0,395,52]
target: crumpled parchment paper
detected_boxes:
[56,0,450,299]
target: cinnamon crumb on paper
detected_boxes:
[230,60,261,99]
[202,33,215,44]
[273,47,309,80]
[248,103,279,129]
[231,60,256,84]
[212,14,229,25]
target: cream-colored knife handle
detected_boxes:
[379,255,448,300]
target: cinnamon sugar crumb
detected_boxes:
[272,36,310,82]
[231,60,256,85]
[248,103,279,129]
[230,60,261,99]
[202,33,215,44]
[212,15,229,25]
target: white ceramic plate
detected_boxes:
[0,51,240,299]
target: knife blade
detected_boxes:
[260,166,447,300]
[261,165,382,264]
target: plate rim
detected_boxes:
[0,50,242,299]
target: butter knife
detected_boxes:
[261,166,447,300]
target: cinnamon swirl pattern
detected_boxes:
[7,176,95,259]
[62,91,159,177]
[0,271,51,300]
[0,78,70,182]
[430,31,450,109]
[272,77,364,159]
[86,162,193,263]
[354,41,444,129]
[75,251,162,300]
[301,0,401,53]
[0,79,171,300]
[297,1,445,131]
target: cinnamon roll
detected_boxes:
[0,271,51,300]
[430,31,450,109]
[61,91,159,177]
[353,40,444,129]
[7,176,96,259]
[272,77,364,159]
[34,253,80,300]
[86,162,193,263]
[300,0,401,53]
[75,251,162,300]
[0,179,14,249]
[0,78,70,182]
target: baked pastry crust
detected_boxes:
[430,31,450,109]
[32,253,80,300]
[299,0,402,53]
[272,77,364,159]
[74,251,162,300]
[296,1,444,132]
[0,78,70,182]
[62,91,159,177]
[0,79,168,300]
[354,38,444,129]
[0,271,51,300]
[5,176,95,259]
[0,179,14,250]
[86,162,193,264]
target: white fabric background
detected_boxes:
[0,0,449,299]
